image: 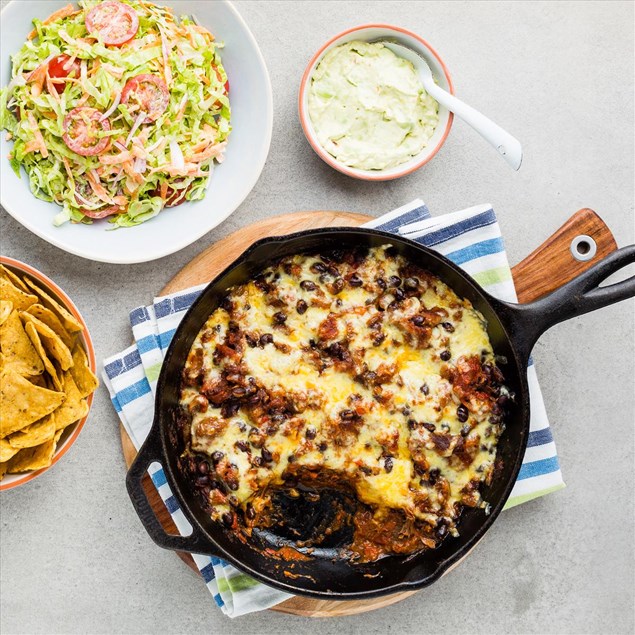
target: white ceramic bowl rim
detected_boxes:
[299,23,455,181]
[0,0,273,264]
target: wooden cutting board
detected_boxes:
[120,207,616,618]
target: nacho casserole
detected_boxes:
[177,245,510,561]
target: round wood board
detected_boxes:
[120,207,617,618]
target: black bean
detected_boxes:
[228,481,239,491]
[318,442,328,452]
[195,475,209,487]
[376,277,387,290]
[388,275,401,287]
[404,277,419,289]
[305,427,317,439]
[460,424,471,437]
[394,288,405,301]
[340,409,356,420]
[235,440,249,452]
[348,273,363,287]
[407,419,418,430]
[402,406,412,416]
[246,504,256,520]
[231,387,246,398]
[211,451,224,463]
[296,299,308,315]
[300,280,316,291]
[261,448,273,463]
[428,467,440,484]
[373,332,386,346]
[252,456,263,467]
[420,383,429,395]
[310,262,327,273]
[441,322,455,333]
[221,402,240,418]
[198,460,210,475]
[497,394,511,409]
[384,457,394,473]
[423,422,436,432]
[331,278,345,294]
[273,312,287,324]
[436,522,448,538]
[440,350,451,361]
[457,405,469,422]
[222,512,234,527]
[259,333,273,346]
[287,454,296,463]
[412,315,425,326]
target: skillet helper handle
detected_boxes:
[126,433,211,555]
[506,245,635,362]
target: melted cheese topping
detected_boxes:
[180,245,505,549]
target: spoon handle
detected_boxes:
[424,82,523,170]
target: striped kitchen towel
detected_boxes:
[102,199,564,617]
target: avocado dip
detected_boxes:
[308,40,439,171]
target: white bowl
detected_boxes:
[299,24,454,181]
[0,0,272,264]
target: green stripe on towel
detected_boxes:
[472,266,512,287]
[217,574,261,594]
[504,483,566,510]
[145,361,163,383]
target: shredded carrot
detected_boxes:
[160,181,168,199]
[28,5,78,40]
[45,74,61,102]
[100,151,134,165]
[25,112,48,158]
[87,170,112,203]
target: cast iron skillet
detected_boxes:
[126,228,635,600]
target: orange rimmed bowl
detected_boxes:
[298,24,454,181]
[0,256,96,491]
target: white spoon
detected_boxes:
[378,40,523,171]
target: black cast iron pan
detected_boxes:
[126,228,634,599]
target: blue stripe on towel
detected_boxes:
[129,306,152,327]
[373,206,430,232]
[155,290,204,319]
[137,334,160,355]
[158,328,177,350]
[414,210,497,247]
[115,377,152,407]
[445,237,505,265]
[103,348,143,379]
[527,427,554,447]
[517,456,561,480]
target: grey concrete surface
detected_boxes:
[1,1,634,634]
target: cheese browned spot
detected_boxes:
[179,245,510,562]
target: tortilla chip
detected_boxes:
[20,313,73,371]
[0,368,64,437]
[0,277,38,311]
[22,277,83,333]
[24,304,74,349]
[7,413,56,449]
[0,310,45,376]
[6,438,56,473]
[0,461,7,481]
[70,344,98,398]
[0,438,20,462]
[54,371,89,431]
[29,373,47,388]
[54,428,64,447]
[23,322,63,391]
[0,265,30,292]
[0,300,13,326]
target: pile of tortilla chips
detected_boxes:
[0,264,98,481]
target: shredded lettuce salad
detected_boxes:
[0,0,231,227]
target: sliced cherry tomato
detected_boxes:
[121,74,169,124]
[214,68,229,94]
[152,180,193,207]
[63,107,111,156]
[47,55,81,95]
[85,1,139,47]
[80,205,122,219]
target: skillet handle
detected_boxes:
[500,245,635,363]
[126,432,213,555]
